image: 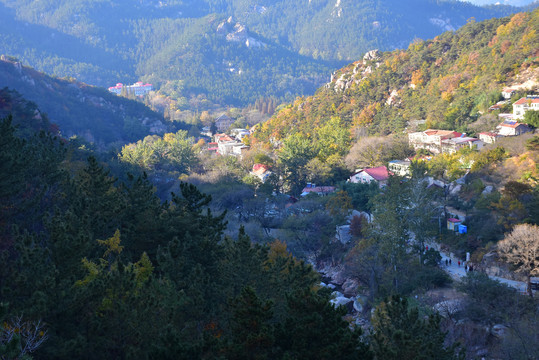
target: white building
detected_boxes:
[501,88,516,99]
[349,166,391,188]
[497,120,532,136]
[512,95,539,120]
[408,129,462,154]
[108,81,153,96]
[441,137,484,154]
[479,132,503,144]
[388,160,411,177]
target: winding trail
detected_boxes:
[429,243,529,293]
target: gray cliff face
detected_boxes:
[328,49,382,92]
[217,19,266,49]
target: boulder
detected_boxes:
[336,225,351,244]
[491,324,509,338]
[330,296,352,307]
[341,278,359,296]
[318,263,346,285]
[363,49,380,62]
[353,295,368,313]
[450,184,461,195]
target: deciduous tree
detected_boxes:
[497,223,539,297]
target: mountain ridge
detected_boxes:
[0,56,169,148]
[252,9,538,165]
[0,0,531,107]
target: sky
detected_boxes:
[460,0,537,6]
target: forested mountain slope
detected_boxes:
[0,93,434,360]
[253,9,538,154]
[0,58,169,147]
[0,0,527,107]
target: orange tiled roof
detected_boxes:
[513,97,539,105]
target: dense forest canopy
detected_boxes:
[0,93,468,359]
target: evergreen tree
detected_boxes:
[223,287,275,360]
[276,288,372,360]
[72,156,126,239]
[371,295,462,360]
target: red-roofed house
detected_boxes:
[349,166,392,187]
[408,129,462,154]
[447,218,462,231]
[108,83,123,95]
[207,142,218,153]
[497,120,532,136]
[250,164,272,182]
[513,96,539,119]
[479,132,503,144]
[214,133,234,142]
[502,88,516,99]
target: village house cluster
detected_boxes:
[211,132,250,157]
[409,93,536,152]
[203,113,254,157]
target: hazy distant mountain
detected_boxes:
[0,0,530,107]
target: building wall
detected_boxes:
[350,172,374,184]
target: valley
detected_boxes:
[0,3,538,360]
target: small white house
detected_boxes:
[501,88,516,99]
[388,160,411,177]
[349,166,391,187]
[479,132,503,144]
[441,137,484,154]
[497,120,532,136]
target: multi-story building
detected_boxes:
[512,95,539,120]
[108,82,153,96]
[408,129,462,154]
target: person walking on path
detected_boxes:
[449,259,452,265]
[445,259,448,266]
[464,265,467,271]
[458,260,460,267]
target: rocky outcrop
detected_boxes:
[362,49,380,63]
[429,17,456,32]
[328,50,381,92]
[217,19,265,48]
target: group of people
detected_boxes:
[444,258,473,271]
[426,246,474,272]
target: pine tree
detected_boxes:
[73,156,126,239]
[223,287,275,360]
[276,288,372,360]
[119,172,164,261]
[371,295,462,360]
